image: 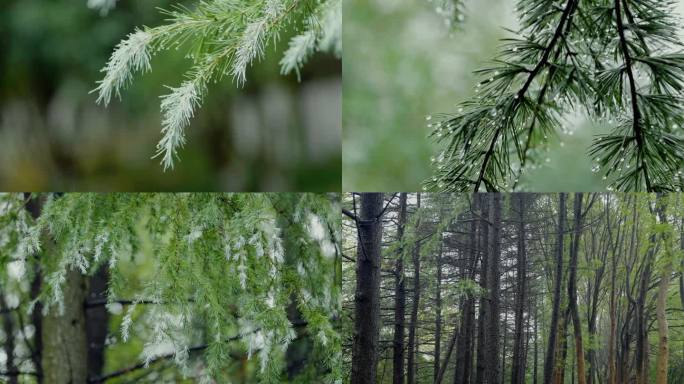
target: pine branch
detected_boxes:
[428,0,684,192]
[614,0,650,190]
[94,0,341,170]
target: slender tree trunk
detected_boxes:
[553,309,570,384]
[635,238,654,383]
[475,195,489,384]
[655,252,673,384]
[533,298,539,384]
[25,195,44,383]
[434,240,443,383]
[455,202,478,384]
[407,194,421,384]
[568,193,586,384]
[511,194,527,384]
[485,193,502,384]
[608,229,618,384]
[393,193,408,384]
[544,193,566,384]
[0,294,18,384]
[42,268,88,384]
[501,310,508,382]
[351,193,384,384]
[435,324,458,384]
[655,196,671,384]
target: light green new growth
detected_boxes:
[93,0,342,170]
[0,193,341,382]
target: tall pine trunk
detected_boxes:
[351,193,384,384]
[25,195,44,383]
[434,239,443,383]
[607,201,620,384]
[485,193,501,384]
[655,196,671,384]
[393,193,408,384]
[511,194,527,384]
[455,199,478,384]
[475,195,489,384]
[407,194,421,384]
[568,193,586,384]
[544,193,565,384]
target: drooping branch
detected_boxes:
[614,0,651,191]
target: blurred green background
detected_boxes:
[0,0,341,192]
[342,0,684,192]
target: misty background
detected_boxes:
[343,0,684,191]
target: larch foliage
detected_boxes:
[93,0,342,170]
[0,193,341,383]
[426,0,684,192]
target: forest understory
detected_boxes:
[343,193,684,384]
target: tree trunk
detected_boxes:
[544,193,565,384]
[393,193,408,384]
[434,239,443,383]
[511,194,527,384]
[635,231,655,384]
[475,194,489,384]
[568,193,586,384]
[42,268,88,384]
[407,193,421,384]
[655,196,671,384]
[86,266,110,380]
[533,297,539,384]
[455,202,478,384]
[435,323,458,384]
[485,193,501,384]
[25,194,44,383]
[608,211,618,384]
[351,193,384,384]
[0,294,18,384]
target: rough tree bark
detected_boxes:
[393,193,408,384]
[351,193,384,384]
[86,266,110,380]
[543,193,565,384]
[407,193,421,384]
[568,193,586,384]
[42,268,88,384]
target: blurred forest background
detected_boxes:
[342,0,684,192]
[0,0,341,191]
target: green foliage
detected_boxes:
[427,0,684,192]
[0,193,341,382]
[95,0,341,170]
